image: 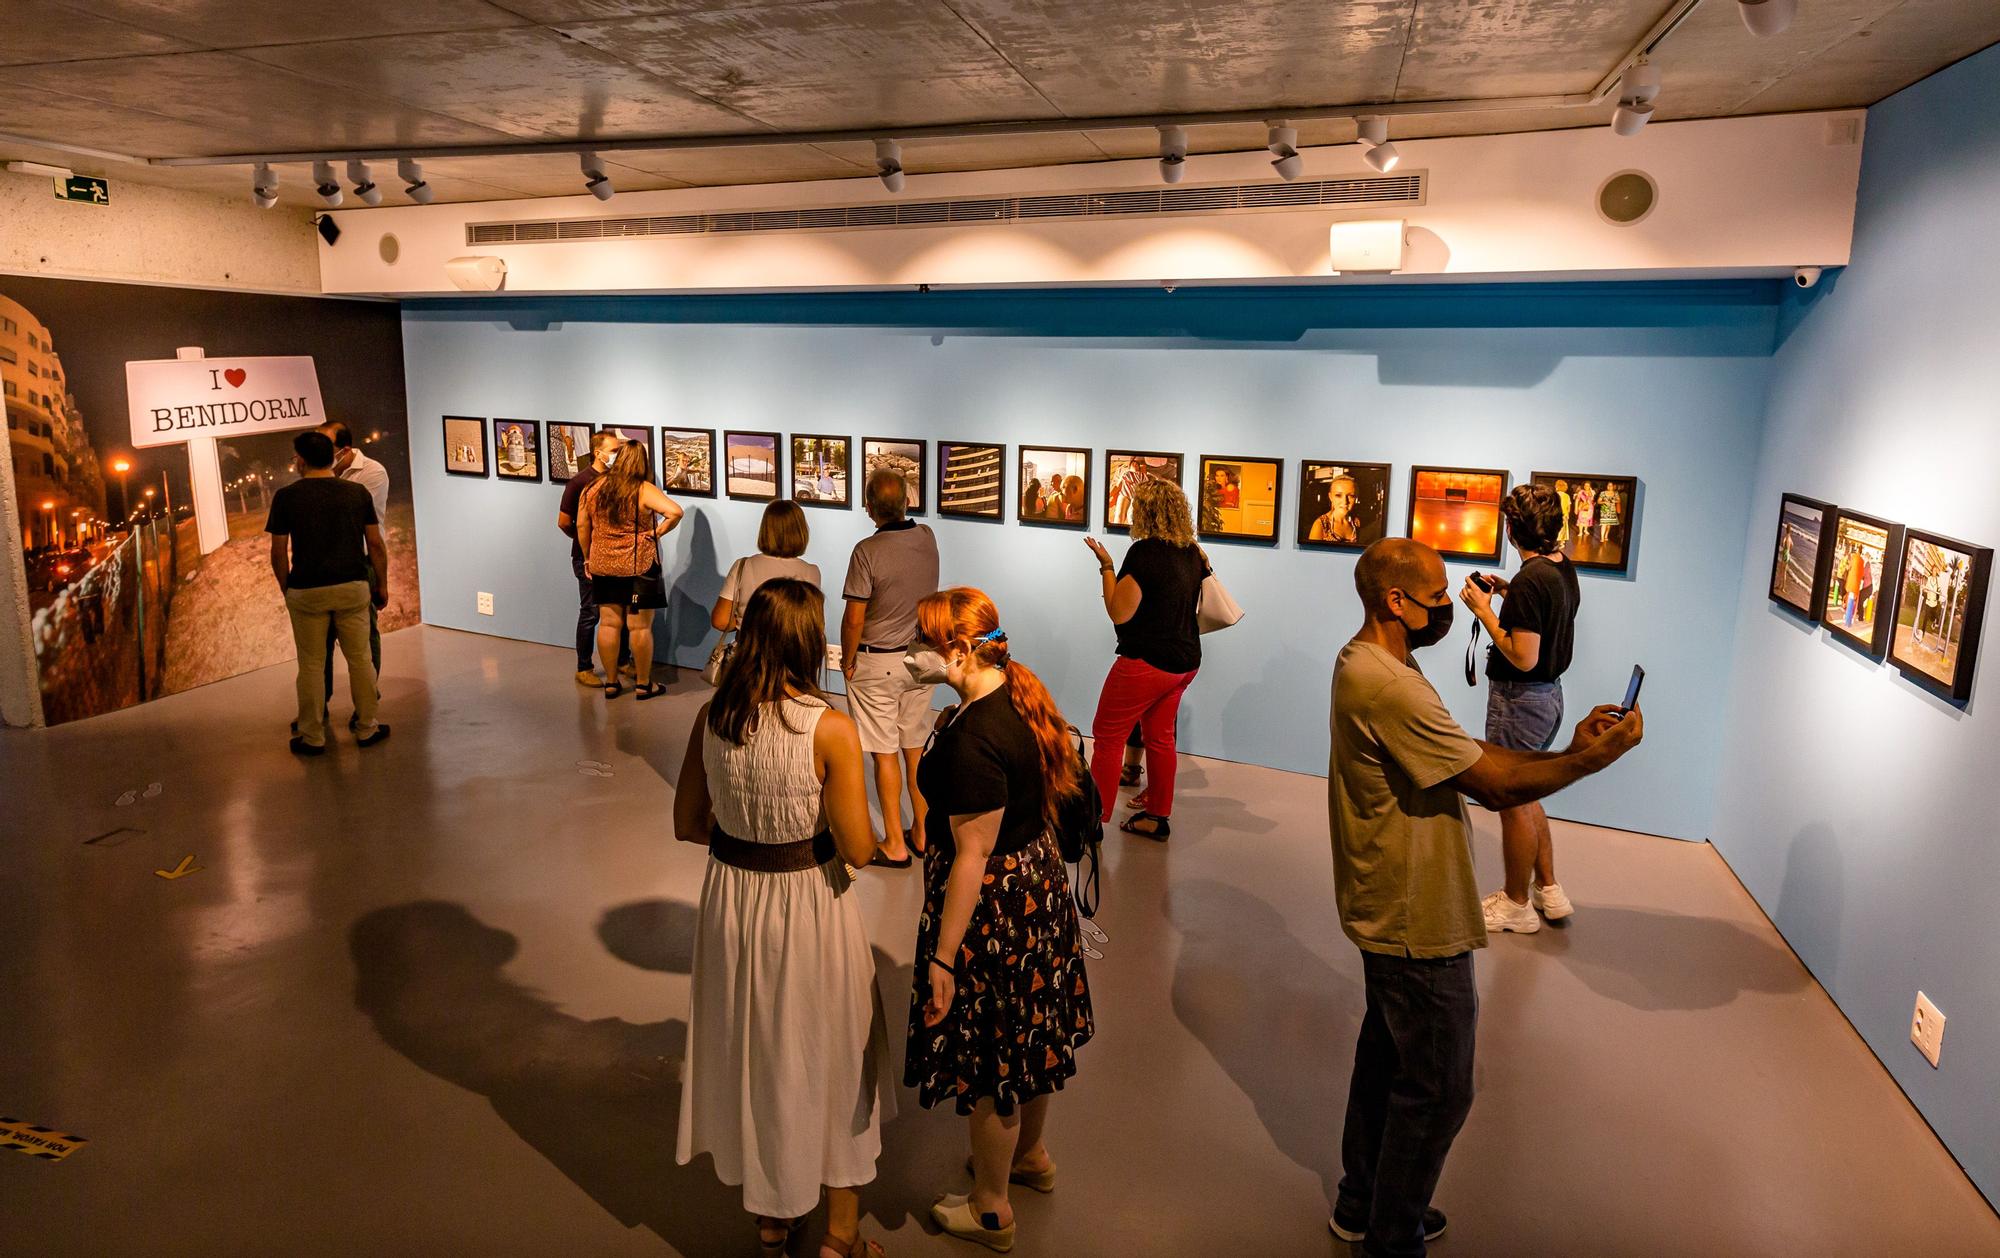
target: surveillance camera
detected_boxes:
[1793,266,1823,289]
[1161,280,1177,293]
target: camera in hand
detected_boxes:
[1470,573,1498,593]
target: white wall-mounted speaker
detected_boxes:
[1329,219,1406,273]
[445,255,508,292]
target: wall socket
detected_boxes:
[476,591,494,616]
[1911,992,1946,1068]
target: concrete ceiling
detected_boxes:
[1,0,1995,209]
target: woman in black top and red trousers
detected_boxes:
[904,587,1093,1254]
[1082,478,1208,840]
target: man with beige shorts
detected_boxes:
[840,469,940,868]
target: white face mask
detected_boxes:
[904,647,954,686]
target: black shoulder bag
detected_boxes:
[1053,725,1104,917]
[627,496,666,609]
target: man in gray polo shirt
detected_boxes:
[841,469,940,867]
[1327,538,1641,1256]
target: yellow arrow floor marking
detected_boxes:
[154,855,201,880]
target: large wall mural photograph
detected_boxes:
[0,277,418,725]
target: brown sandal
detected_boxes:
[819,1232,885,1258]
[759,1216,803,1256]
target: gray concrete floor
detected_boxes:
[2,626,1996,1257]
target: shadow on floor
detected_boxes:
[1166,877,1360,1204]
[598,898,700,975]
[1535,905,1812,1011]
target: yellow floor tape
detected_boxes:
[0,1117,88,1162]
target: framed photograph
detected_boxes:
[1768,493,1837,617]
[1197,454,1283,544]
[790,434,853,508]
[1298,460,1391,550]
[1888,529,1992,701]
[658,427,717,498]
[1408,466,1508,562]
[1819,508,1905,657]
[723,430,782,501]
[863,438,927,514]
[442,415,489,478]
[938,442,1006,520]
[547,422,595,482]
[1529,472,1637,573]
[1018,446,1091,528]
[598,423,654,468]
[493,418,542,481]
[1105,450,1183,535]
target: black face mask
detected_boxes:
[1400,592,1455,650]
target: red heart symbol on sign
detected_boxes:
[224,368,247,388]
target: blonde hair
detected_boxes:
[1129,479,1195,546]
[756,499,810,558]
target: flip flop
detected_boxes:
[869,850,913,869]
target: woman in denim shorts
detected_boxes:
[1460,483,1581,934]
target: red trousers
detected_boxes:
[1090,655,1197,820]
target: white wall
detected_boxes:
[323,113,1862,297]
[0,168,320,296]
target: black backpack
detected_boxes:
[1053,726,1103,917]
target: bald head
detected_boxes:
[1355,538,1447,619]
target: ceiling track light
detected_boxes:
[579,150,614,201]
[346,158,382,206]
[1158,125,1188,185]
[1738,0,1796,37]
[1612,58,1662,136]
[250,161,278,209]
[397,157,434,204]
[1266,124,1302,181]
[874,139,905,193]
[1354,117,1400,172]
[311,159,342,208]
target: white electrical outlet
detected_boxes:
[477,591,494,616]
[1911,992,1946,1068]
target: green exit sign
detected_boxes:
[56,175,108,205]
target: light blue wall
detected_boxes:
[402,281,1778,841]
[1714,43,2000,1205]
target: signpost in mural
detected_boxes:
[125,349,325,556]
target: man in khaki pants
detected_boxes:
[267,430,391,756]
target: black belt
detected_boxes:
[856,642,911,654]
[709,825,837,872]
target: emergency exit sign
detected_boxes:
[56,175,108,205]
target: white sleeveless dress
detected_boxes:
[677,696,891,1217]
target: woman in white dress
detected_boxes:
[673,578,889,1258]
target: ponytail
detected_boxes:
[916,587,1080,827]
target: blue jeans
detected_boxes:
[1338,950,1479,1257]
[1485,679,1564,752]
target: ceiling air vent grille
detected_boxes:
[465,172,1424,246]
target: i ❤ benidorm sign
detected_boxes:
[125,355,325,448]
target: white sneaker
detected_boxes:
[1531,881,1575,920]
[1482,890,1540,933]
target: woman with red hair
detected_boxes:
[902,587,1094,1253]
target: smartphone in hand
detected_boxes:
[1616,665,1645,716]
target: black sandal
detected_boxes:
[634,681,669,700]
[1120,811,1171,841]
[1118,764,1143,787]
[603,680,625,699]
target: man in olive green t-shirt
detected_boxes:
[1327,539,1642,1257]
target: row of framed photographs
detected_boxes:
[1768,493,1992,701]
[440,416,1637,570]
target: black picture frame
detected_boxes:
[596,424,655,472]
[658,427,718,499]
[547,422,594,483]
[1104,450,1183,535]
[1297,460,1392,551]
[1196,454,1283,545]
[862,438,927,515]
[1888,528,1992,702]
[1017,446,1092,529]
[1768,492,1837,618]
[1529,471,1637,574]
[442,415,489,478]
[493,418,542,481]
[937,442,1006,521]
[1407,465,1509,562]
[722,430,782,502]
[790,434,853,509]
[1819,507,1906,658]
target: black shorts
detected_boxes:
[590,572,666,610]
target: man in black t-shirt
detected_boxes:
[267,430,390,756]
[556,430,632,686]
[1460,483,1582,933]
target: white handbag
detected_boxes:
[1197,570,1244,634]
[701,637,734,686]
